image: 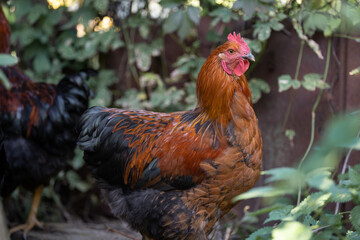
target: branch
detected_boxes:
[282,40,305,130]
[297,37,332,205]
[334,129,360,214]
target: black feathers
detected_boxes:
[0,70,92,196]
[78,107,142,188]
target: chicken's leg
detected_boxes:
[8,185,44,238]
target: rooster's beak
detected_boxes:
[243,53,255,62]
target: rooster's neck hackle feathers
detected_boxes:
[196,41,252,125]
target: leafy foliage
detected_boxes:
[278,73,329,93]
[278,74,301,92]
[349,66,360,76]
[248,78,270,103]
[234,112,360,239]
[272,221,312,240]
[0,54,18,66]
[0,53,17,89]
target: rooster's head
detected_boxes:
[218,32,255,77]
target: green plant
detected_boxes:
[0,53,17,89]
[233,112,360,239]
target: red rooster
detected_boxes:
[78,32,262,239]
[0,6,92,237]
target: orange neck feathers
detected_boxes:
[196,45,252,125]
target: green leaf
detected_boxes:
[233,0,256,20]
[248,78,270,103]
[349,66,360,76]
[140,73,163,89]
[187,6,200,25]
[115,88,145,110]
[291,192,331,217]
[65,170,91,192]
[319,114,360,151]
[302,73,329,91]
[278,74,301,92]
[27,4,47,24]
[134,43,153,72]
[246,227,273,240]
[71,148,85,170]
[301,114,360,175]
[233,186,290,201]
[306,168,334,190]
[306,168,351,203]
[350,206,360,232]
[264,167,302,183]
[146,86,185,112]
[140,25,150,39]
[0,70,11,90]
[272,222,312,240]
[33,53,51,74]
[185,82,196,110]
[349,167,360,185]
[177,14,192,41]
[324,18,341,37]
[111,39,125,50]
[253,23,271,41]
[321,213,342,226]
[206,30,223,43]
[303,214,318,227]
[264,205,293,223]
[89,70,117,107]
[246,38,262,54]
[14,0,32,19]
[329,186,352,203]
[0,54,18,66]
[151,38,164,56]
[248,204,283,217]
[58,40,77,60]
[346,231,360,240]
[302,74,318,91]
[133,41,161,70]
[340,3,360,34]
[303,12,329,35]
[313,230,334,240]
[172,54,205,80]
[307,39,324,59]
[45,8,63,26]
[163,11,183,34]
[292,21,324,59]
[209,8,238,27]
[285,129,295,141]
[269,18,284,31]
[93,0,109,13]
[159,0,183,8]
[340,137,360,150]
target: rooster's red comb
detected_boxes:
[227,32,242,44]
[227,32,250,53]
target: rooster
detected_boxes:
[0,6,92,237]
[78,32,262,239]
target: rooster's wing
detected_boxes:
[78,107,226,192]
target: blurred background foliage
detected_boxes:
[2,0,360,239]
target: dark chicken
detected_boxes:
[0,6,92,236]
[78,32,262,239]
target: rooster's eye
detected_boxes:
[228,49,234,54]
